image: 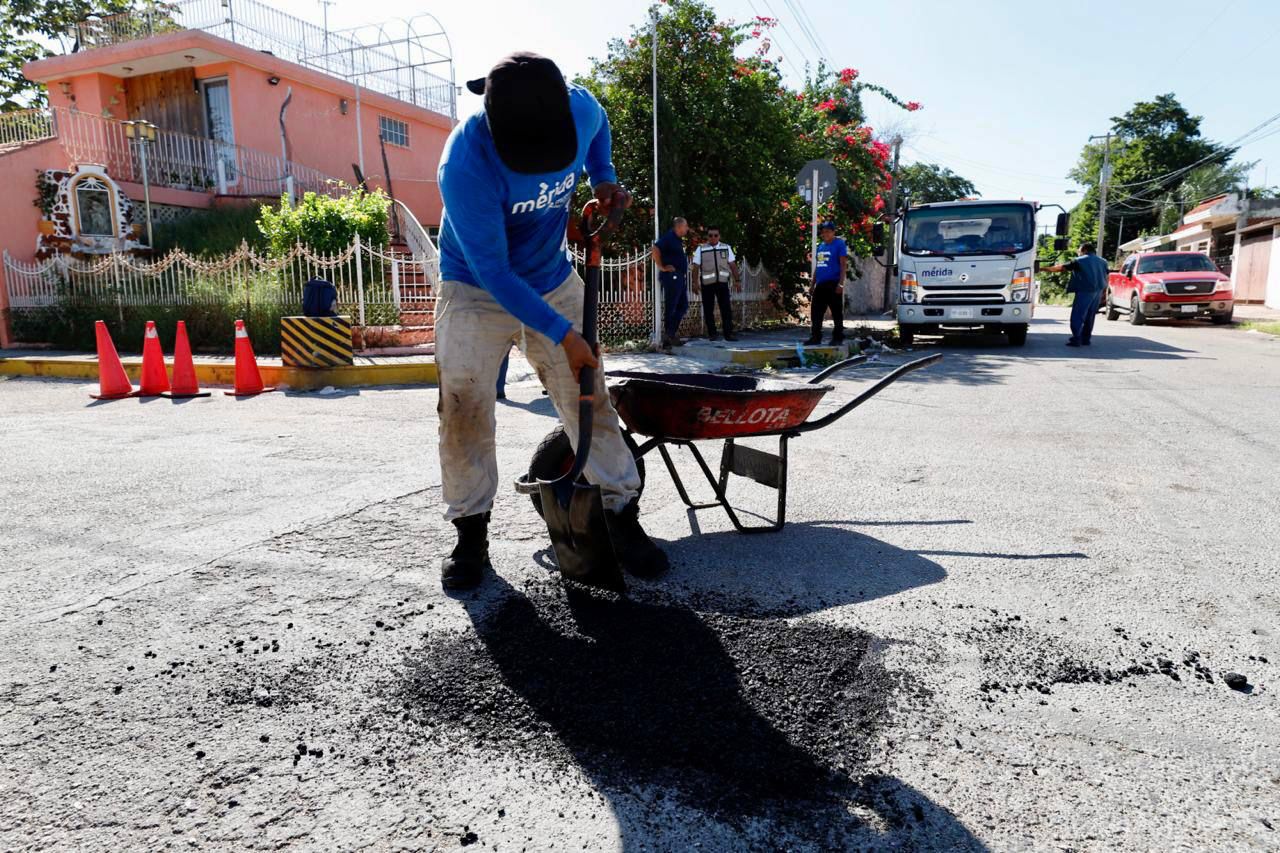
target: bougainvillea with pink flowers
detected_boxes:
[577,0,921,307]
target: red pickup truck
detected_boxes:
[1105,251,1233,325]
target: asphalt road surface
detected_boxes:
[2,308,1277,851]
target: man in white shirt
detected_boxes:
[691,226,742,341]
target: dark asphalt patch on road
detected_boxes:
[390,578,908,828]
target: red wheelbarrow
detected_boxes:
[518,352,941,533]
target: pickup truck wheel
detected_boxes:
[1129,293,1146,326]
[1105,292,1120,321]
[527,426,645,519]
[898,324,917,347]
[1211,309,1234,325]
[1006,324,1028,346]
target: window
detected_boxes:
[73,176,115,237]
[1136,254,1217,274]
[902,203,1035,257]
[379,116,409,147]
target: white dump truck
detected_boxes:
[879,199,1067,347]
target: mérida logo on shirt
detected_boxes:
[511,172,577,215]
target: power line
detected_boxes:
[754,0,817,73]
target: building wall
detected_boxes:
[0,138,68,265]
[37,36,451,227]
[1266,226,1280,310]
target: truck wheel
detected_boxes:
[527,425,645,519]
[1106,293,1120,321]
[1129,293,1146,326]
[1211,309,1234,325]
[1006,324,1028,346]
[898,324,917,347]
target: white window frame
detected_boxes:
[379,115,409,148]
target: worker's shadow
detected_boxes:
[442,570,987,850]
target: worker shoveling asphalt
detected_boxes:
[433,51,668,593]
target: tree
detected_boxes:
[1065,94,1233,258]
[576,0,918,306]
[0,0,175,110]
[896,163,977,204]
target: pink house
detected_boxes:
[0,0,455,344]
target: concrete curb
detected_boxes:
[0,355,439,389]
[679,342,850,368]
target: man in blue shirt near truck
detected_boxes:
[804,222,848,345]
[434,53,668,589]
[1042,241,1109,347]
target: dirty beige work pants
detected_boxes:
[435,271,642,521]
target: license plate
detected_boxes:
[951,308,975,319]
[1180,304,1198,313]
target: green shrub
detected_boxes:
[256,187,391,255]
[150,204,270,258]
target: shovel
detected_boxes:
[538,199,627,594]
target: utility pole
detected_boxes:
[1089,132,1112,259]
[1116,216,1125,254]
[649,5,661,348]
[881,135,903,310]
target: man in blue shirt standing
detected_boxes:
[1042,241,1109,347]
[651,216,690,348]
[434,53,668,589]
[804,222,848,345]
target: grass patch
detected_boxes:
[1242,321,1280,336]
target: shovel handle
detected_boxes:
[564,264,600,483]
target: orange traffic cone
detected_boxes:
[225,319,275,396]
[164,320,210,398]
[137,320,171,397]
[90,320,136,400]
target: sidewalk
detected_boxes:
[0,350,439,390]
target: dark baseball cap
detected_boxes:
[819,221,836,231]
[466,52,577,175]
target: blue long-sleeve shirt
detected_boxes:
[437,85,618,343]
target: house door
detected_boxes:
[201,78,237,186]
[1235,232,1272,303]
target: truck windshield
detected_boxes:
[1136,254,1218,274]
[902,204,1035,257]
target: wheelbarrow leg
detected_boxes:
[658,441,722,511]
[711,437,787,533]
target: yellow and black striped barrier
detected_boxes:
[280,316,354,368]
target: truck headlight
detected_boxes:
[1142,280,1165,294]
[1011,267,1033,288]
[900,271,918,303]
[1011,287,1029,303]
[1214,279,1232,293]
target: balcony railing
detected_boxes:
[0,108,56,148]
[70,0,456,119]
[40,105,341,198]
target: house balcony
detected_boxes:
[7,103,340,199]
[65,0,456,119]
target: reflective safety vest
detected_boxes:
[697,245,733,285]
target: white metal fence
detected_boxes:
[4,240,785,346]
[570,246,785,343]
[0,109,56,148]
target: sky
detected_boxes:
[273,0,1280,231]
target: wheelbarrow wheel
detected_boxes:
[527,425,645,519]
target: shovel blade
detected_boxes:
[538,481,625,593]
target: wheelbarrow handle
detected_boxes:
[792,352,942,435]
[807,354,869,384]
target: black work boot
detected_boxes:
[605,500,670,578]
[441,513,491,590]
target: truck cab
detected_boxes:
[1105,251,1234,325]
[894,200,1041,347]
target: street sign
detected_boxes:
[796,159,838,205]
